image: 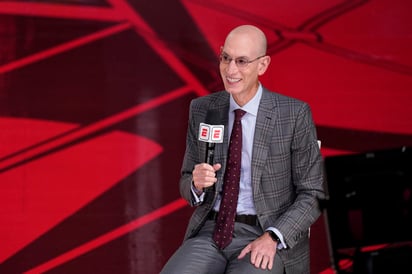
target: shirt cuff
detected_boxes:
[191,183,205,204]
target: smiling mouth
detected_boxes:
[226,77,241,83]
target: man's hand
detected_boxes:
[192,163,221,192]
[238,232,277,270]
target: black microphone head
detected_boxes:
[205,109,221,125]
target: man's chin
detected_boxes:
[224,86,241,95]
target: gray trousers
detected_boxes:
[160,220,285,274]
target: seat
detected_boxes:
[322,146,412,273]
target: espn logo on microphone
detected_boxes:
[198,123,224,143]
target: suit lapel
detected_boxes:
[251,88,278,189]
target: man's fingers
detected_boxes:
[253,254,263,268]
[237,245,251,259]
[267,257,274,270]
[259,256,271,270]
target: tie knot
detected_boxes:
[234,109,246,121]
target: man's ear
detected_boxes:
[258,55,271,76]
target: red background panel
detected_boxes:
[0,0,411,273]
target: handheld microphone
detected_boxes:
[198,110,224,165]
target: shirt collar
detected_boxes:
[229,83,262,116]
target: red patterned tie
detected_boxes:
[213,109,246,249]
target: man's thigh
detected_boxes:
[160,221,227,274]
[225,252,285,274]
[225,223,285,274]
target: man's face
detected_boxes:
[219,34,266,103]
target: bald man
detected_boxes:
[160,25,324,274]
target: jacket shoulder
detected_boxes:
[190,91,229,114]
[263,88,309,110]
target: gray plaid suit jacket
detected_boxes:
[179,87,325,273]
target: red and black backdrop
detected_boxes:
[0,0,411,273]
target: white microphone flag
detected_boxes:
[198,123,224,143]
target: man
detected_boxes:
[161,25,324,274]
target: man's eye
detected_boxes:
[236,58,248,65]
[222,55,231,62]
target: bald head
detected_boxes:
[224,25,267,56]
[219,25,271,106]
